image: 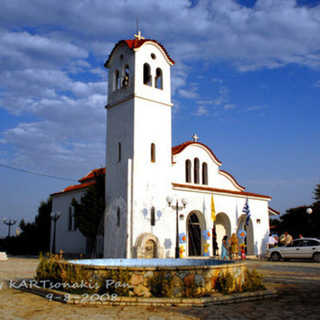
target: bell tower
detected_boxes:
[104,33,175,258]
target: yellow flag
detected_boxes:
[211,194,216,222]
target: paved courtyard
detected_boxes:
[0,257,320,320]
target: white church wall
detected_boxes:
[103,36,272,259]
[244,198,270,255]
[172,144,241,191]
[104,99,133,258]
[126,40,174,258]
[51,191,87,254]
[105,40,174,258]
[130,96,173,257]
[134,42,172,106]
[107,44,134,107]
[171,187,270,256]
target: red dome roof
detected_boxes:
[105,39,175,67]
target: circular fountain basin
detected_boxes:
[63,258,246,298]
[68,258,234,267]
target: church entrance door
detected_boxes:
[215,212,231,256]
[187,213,202,256]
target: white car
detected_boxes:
[266,238,320,262]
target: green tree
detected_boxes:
[35,198,52,252]
[0,198,52,255]
[313,184,320,203]
[72,173,105,257]
[277,206,310,237]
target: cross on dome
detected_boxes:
[134,30,144,40]
[192,133,199,142]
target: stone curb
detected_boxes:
[12,285,277,307]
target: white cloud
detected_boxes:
[1,0,320,179]
[246,105,264,112]
[314,80,320,87]
[0,31,88,70]
[212,78,223,84]
[224,104,236,110]
[2,119,105,178]
[178,84,198,99]
[193,105,208,116]
[1,0,320,71]
[213,87,229,105]
[171,59,190,96]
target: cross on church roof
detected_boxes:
[134,30,144,40]
[192,133,199,142]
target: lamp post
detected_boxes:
[166,196,187,258]
[51,211,61,254]
[2,218,17,238]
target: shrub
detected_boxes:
[35,253,94,294]
[242,269,265,292]
[35,253,62,283]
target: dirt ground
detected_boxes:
[1,257,320,320]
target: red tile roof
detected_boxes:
[172,183,271,200]
[104,39,175,68]
[78,168,106,183]
[269,207,280,215]
[51,181,95,196]
[51,168,105,197]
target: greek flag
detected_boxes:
[242,198,251,226]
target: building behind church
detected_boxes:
[50,34,279,258]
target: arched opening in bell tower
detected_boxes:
[155,68,163,89]
[143,63,152,86]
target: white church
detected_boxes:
[51,33,279,258]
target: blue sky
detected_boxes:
[1,0,320,237]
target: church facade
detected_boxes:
[103,34,278,259]
[50,34,278,258]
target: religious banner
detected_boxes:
[211,194,216,222]
[202,229,211,240]
[179,245,185,258]
[203,243,210,256]
[238,229,247,240]
[179,232,186,244]
[202,230,211,256]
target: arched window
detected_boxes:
[185,159,191,183]
[143,63,152,86]
[151,143,156,162]
[194,158,199,184]
[151,207,155,226]
[122,65,129,87]
[118,142,121,162]
[202,162,208,185]
[68,207,72,231]
[117,207,120,227]
[114,70,120,90]
[73,208,77,231]
[155,68,163,89]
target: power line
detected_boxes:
[0,163,77,182]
